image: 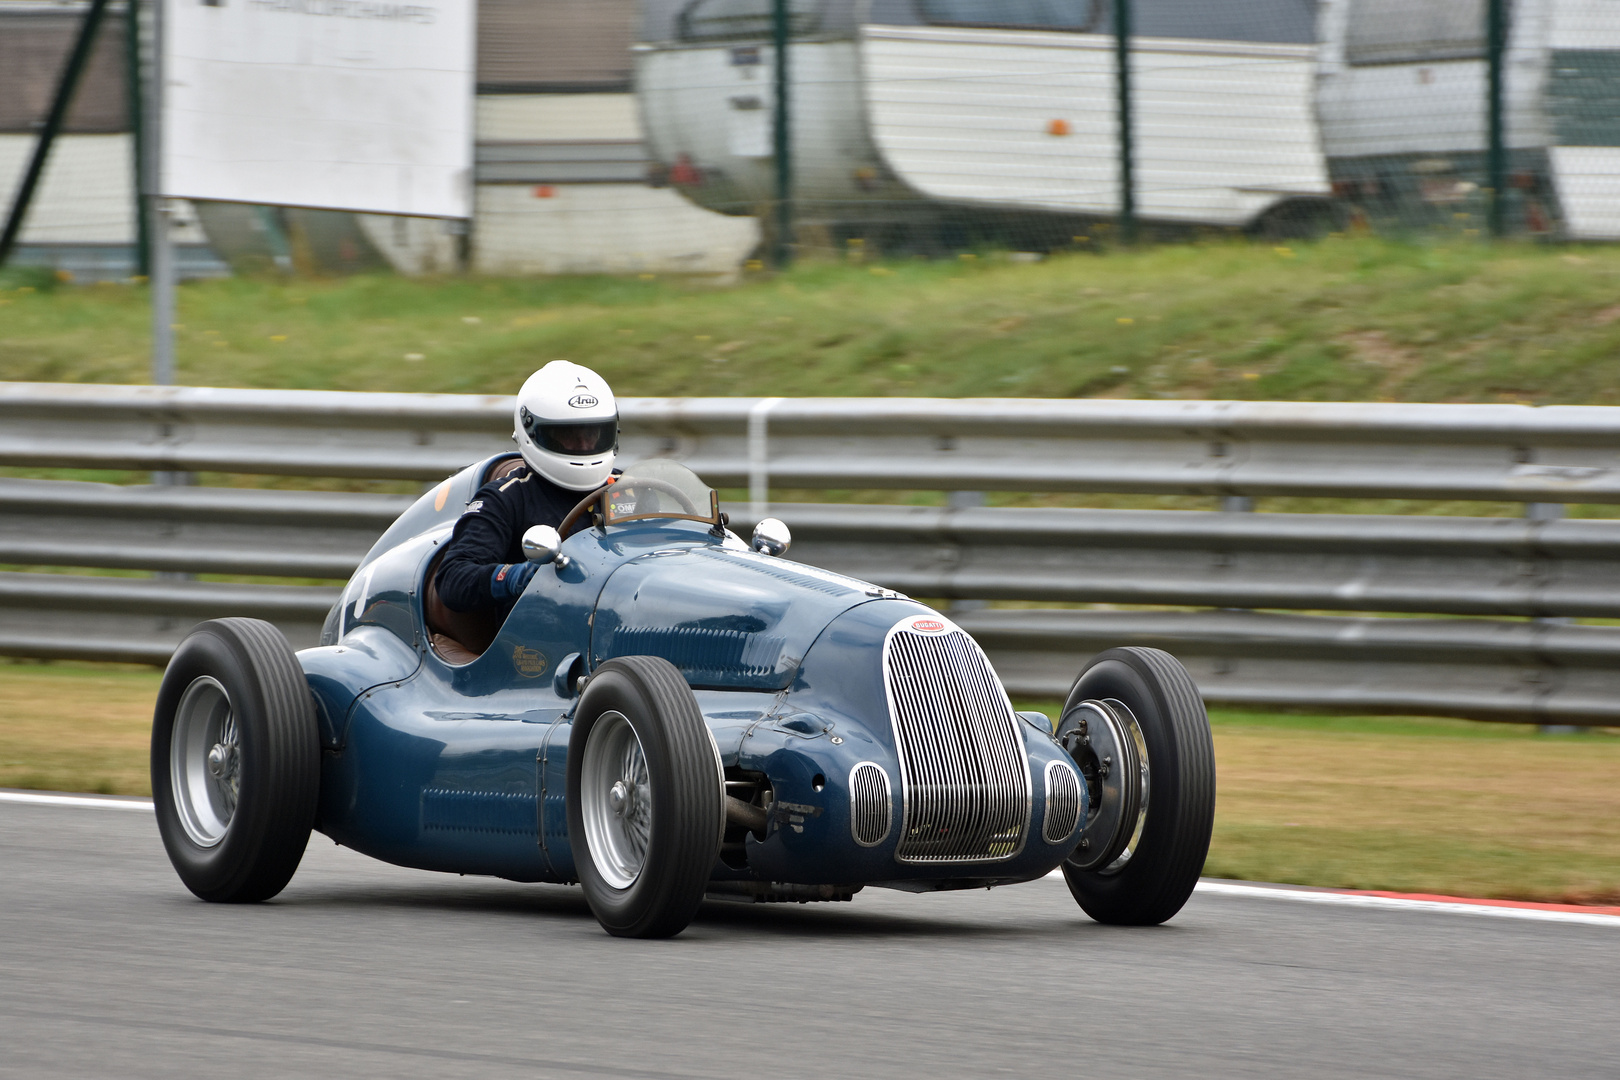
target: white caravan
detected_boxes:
[1316,0,1620,239]
[635,0,1334,240]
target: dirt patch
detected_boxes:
[1208,724,1620,903]
[0,665,159,795]
[1338,330,1426,397]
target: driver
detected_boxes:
[434,361,619,617]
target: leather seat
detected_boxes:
[422,454,526,663]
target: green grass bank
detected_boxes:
[5,237,1620,405]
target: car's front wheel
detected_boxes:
[1058,647,1215,926]
[151,618,320,902]
[566,656,723,938]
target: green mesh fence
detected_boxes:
[6,0,1620,281]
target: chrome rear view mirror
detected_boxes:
[522,524,570,570]
[751,517,791,557]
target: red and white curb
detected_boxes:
[8,790,1619,927]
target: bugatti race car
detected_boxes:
[151,455,1216,937]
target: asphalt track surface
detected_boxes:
[3,797,1617,1079]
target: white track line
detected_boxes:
[0,791,153,811]
[7,793,1618,926]
[1194,880,1620,928]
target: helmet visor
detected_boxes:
[522,412,619,458]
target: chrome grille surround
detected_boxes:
[882,615,1032,864]
[1042,759,1083,844]
[848,762,893,847]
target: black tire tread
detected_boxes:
[151,618,319,903]
[216,618,320,902]
[1063,646,1216,926]
[568,656,721,938]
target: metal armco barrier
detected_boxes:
[4,382,1620,502]
[2,383,1619,724]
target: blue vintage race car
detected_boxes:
[151,455,1216,937]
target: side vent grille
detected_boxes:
[1043,760,1083,844]
[849,762,893,847]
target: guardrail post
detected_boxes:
[748,397,782,520]
[1527,501,1578,733]
[946,491,985,614]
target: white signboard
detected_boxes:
[162,0,475,218]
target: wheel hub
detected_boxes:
[579,711,653,890]
[1059,698,1150,875]
[207,742,237,781]
[170,676,240,848]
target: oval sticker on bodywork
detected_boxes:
[513,645,549,677]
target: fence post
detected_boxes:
[771,0,793,267]
[1113,0,1135,244]
[1486,0,1507,236]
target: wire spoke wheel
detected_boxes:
[566,656,723,938]
[151,619,319,904]
[579,711,653,889]
[170,676,241,847]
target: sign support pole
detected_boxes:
[148,0,174,387]
[771,0,793,268]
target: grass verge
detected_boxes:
[7,237,1620,406]
[0,663,1613,903]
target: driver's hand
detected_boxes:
[489,561,539,600]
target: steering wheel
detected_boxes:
[558,482,614,539]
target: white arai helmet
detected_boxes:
[512,361,619,490]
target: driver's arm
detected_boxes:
[435,488,530,614]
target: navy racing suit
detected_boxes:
[434,464,586,616]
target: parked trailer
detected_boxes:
[635,0,1333,238]
[1316,0,1620,239]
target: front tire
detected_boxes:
[566,656,723,938]
[1059,647,1215,926]
[151,619,320,902]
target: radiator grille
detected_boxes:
[1043,760,1083,844]
[849,762,893,847]
[884,625,1031,863]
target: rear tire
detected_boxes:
[1060,647,1215,926]
[566,656,723,938]
[151,619,320,902]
